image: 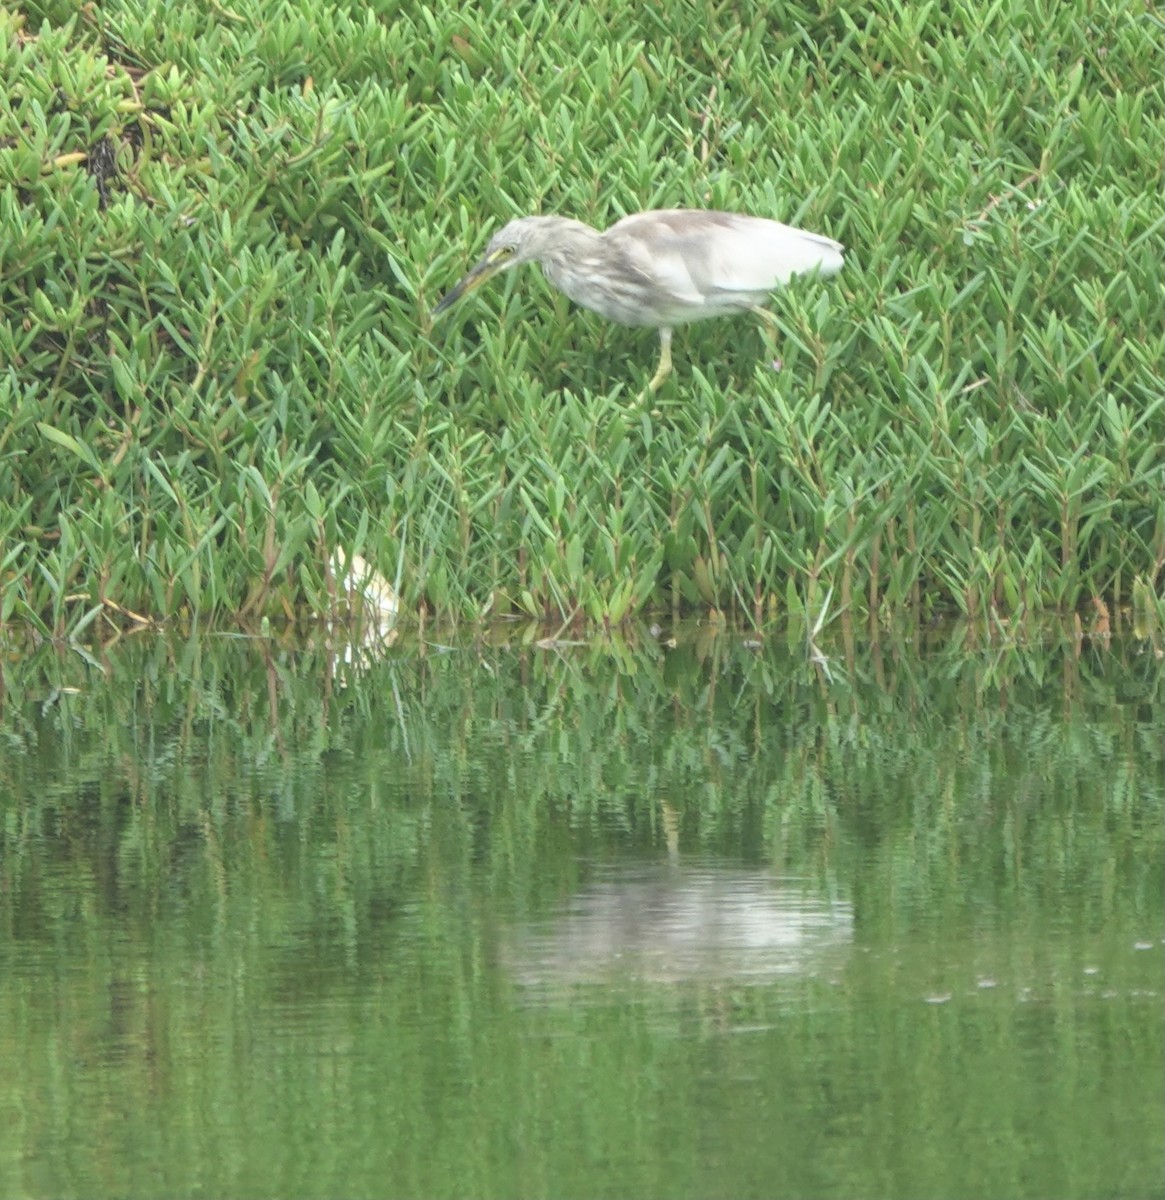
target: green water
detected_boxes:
[0,628,1161,1199]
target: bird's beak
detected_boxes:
[432,251,509,316]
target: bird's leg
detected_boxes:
[647,327,674,393]
[750,306,784,341]
[750,306,783,368]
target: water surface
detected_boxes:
[0,628,1161,1198]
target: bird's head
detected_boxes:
[431,217,589,315]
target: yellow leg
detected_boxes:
[749,306,784,372]
[647,327,674,393]
[751,304,782,339]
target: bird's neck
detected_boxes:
[538,218,601,257]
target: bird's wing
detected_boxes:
[609,210,843,304]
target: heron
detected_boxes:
[432,209,844,391]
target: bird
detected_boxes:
[432,209,844,392]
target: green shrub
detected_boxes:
[1,0,1162,633]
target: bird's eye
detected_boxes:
[498,246,515,257]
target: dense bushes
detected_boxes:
[1,0,1162,632]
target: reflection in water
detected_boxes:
[504,861,853,989]
[2,635,1160,1200]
